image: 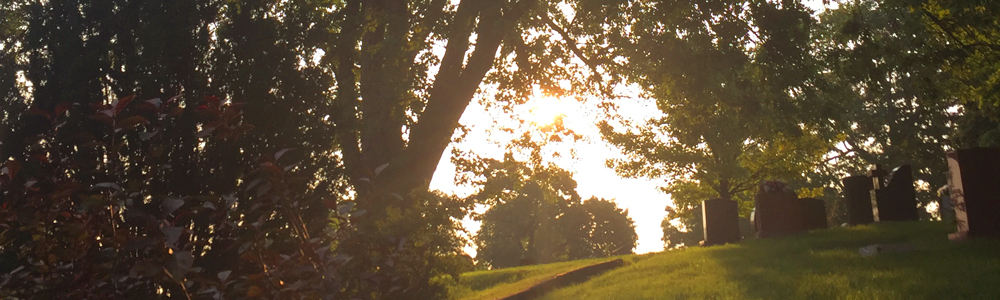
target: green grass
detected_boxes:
[535,222,1000,300]
[445,255,645,300]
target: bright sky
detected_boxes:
[429,90,670,255]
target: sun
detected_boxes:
[524,97,565,126]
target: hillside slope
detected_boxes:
[539,222,1000,300]
[445,255,645,300]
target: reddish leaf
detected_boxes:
[168,107,184,117]
[114,95,135,116]
[89,112,115,125]
[204,95,221,108]
[196,104,220,120]
[165,94,182,105]
[138,102,159,113]
[5,160,20,180]
[28,108,51,121]
[60,211,72,218]
[54,102,72,117]
[115,115,149,130]
[246,285,263,298]
[30,153,47,163]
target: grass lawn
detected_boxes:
[445,255,646,300]
[536,222,1000,300]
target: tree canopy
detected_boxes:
[592,0,999,247]
[459,153,637,269]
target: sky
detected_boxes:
[429,91,671,255]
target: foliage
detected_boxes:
[457,153,636,269]
[0,93,344,299]
[589,0,985,245]
[812,1,957,210]
[600,0,827,199]
[889,0,1000,148]
[898,0,1000,109]
[0,0,511,298]
[334,189,472,299]
[589,0,836,247]
[475,182,566,269]
[578,198,639,257]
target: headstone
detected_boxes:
[867,165,889,221]
[843,175,875,225]
[800,198,828,230]
[947,148,1000,240]
[702,198,741,246]
[754,181,803,238]
[872,165,919,222]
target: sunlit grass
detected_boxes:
[535,222,1000,299]
[445,255,646,300]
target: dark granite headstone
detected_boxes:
[947,148,1000,239]
[800,198,828,230]
[754,184,803,238]
[843,175,875,225]
[872,165,919,222]
[702,198,742,246]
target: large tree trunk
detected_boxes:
[335,0,536,199]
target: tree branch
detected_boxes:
[844,138,878,163]
[540,13,597,70]
[385,0,538,193]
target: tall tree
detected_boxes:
[594,0,830,241]
[812,1,959,210]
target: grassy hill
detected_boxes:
[444,255,647,300]
[450,222,1000,300]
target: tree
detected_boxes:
[321,0,613,295]
[462,152,636,269]
[580,197,638,257]
[593,0,831,243]
[887,0,1000,148]
[475,182,563,269]
[462,152,581,269]
[810,1,960,211]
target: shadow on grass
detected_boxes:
[705,222,1000,300]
